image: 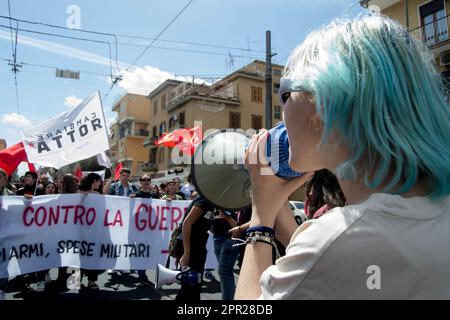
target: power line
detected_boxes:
[0,58,111,76]
[0,14,266,56]
[105,0,196,98]
[0,57,226,80]
[0,14,122,73]
[0,24,114,78]
[124,0,195,73]
[7,0,21,115]
[115,33,266,54]
[116,41,264,59]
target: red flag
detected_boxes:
[114,162,123,180]
[74,165,83,181]
[155,127,202,156]
[0,142,28,176]
[28,163,36,173]
[155,131,182,147]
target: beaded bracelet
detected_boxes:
[246,226,275,236]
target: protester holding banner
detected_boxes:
[16,171,44,196]
[77,173,103,289]
[34,181,61,293]
[176,196,214,301]
[43,182,58,195]
[53,174,78,289]
[135,175,159,199]
[0,168,14,196]
[103,168,137,197]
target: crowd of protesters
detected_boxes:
[0,167,201,296]
[0,165,346,300]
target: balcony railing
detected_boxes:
[119,128,149,139]
[166,84,239,111]
[409,13,449,47]
[143,136,159,147]
[138,162,157,173]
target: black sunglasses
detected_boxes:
[140,178,151,181]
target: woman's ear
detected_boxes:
[309,114,323,131]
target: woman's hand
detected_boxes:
[245,130,313,227]
[179,253,190,269]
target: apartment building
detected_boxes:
[141,60,285,177]
[362,0,450,78]
[109,92,151,178]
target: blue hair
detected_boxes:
[285,15,450,198]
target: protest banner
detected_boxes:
[0,195,217,278]
[21,92,109,169]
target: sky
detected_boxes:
[0,0,366,160]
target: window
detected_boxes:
[179,111,185,127]
[169,91,176,101]
[153,101,158,114]
[229,112,241,129]
[274,105,282,120]
[251,86,263,103]
[251,115,263,131]
[150,149,157,163]
[120,104,125,113]
[420,0,448,45]
[159,122,166,136]
[161,94,167,108]
[273,83,280,94]
[273,69,282,77]
[152,126,157,138]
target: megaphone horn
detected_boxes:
[155,264,181,289]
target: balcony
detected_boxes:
[410,13,450,53]
[138,162,157,174]
[119,128,149,140]
[165,84,240,112]
[143,136,159,148]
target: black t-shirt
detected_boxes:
[212,212,237,239]
[16,185,44,196]
[135,190,160,199]
[185,197,214,244]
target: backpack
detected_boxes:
[167,197,214,260]
[168,224,184,260]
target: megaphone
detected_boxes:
[191,122,304,211]
[155,264,202,289]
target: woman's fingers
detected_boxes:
[245,130,269,171]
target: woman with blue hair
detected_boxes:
[235,15,450,299]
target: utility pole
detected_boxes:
[265,30,272,129]
[404,0,409,30]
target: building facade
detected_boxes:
[362,0,450,78]
[141,60,285,178]
[109,92,151,178]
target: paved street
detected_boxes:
[4,267,237,300]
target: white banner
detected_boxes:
[21,92,109,169]
[0,195,217,278]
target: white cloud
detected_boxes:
[0,113,32,128]
[116,65,207,94]
[117,65,179,94]
[64,95,83,108]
